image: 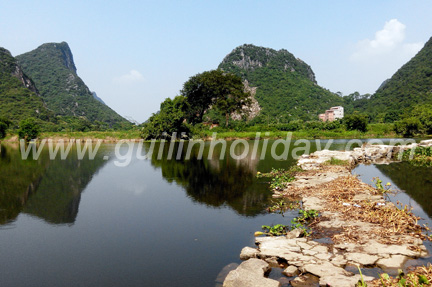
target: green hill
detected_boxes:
[16,42,128,127]
[367,37,432,121]
[0,47,51,124]
[218,44,344,122]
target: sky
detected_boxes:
[1,0,432,123]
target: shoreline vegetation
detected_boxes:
[2,123,424,143]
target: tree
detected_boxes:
[0,117,11,139]
[181,69,251,126]
[344,113,368,132]
[141,96,189,140]
[18,118,40,141]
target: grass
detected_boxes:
[323,157,351,166]
[205,124,397,140]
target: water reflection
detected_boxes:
[145,141,273,216]
[375,162,432,217]
[0,143,108,225]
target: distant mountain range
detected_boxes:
[1,38,431,127]
[219,40,432,122]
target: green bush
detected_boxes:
[18,118,40,141]
[344,113,368,132]
[394,117,422,137]
[0,117,11,139]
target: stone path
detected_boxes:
[223,140,432,287]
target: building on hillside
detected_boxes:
[319,106,344,122]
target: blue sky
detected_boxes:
[1,0,432,123]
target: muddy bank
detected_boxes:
[224,140,432,287]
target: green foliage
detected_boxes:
[357,266,367,287]
[401,147,432,167]
[372,177,392,194]
[218,44,344,121]
[261,224,290,236]
[266,199,300,216]
[16,42,128,127]
[181,69,251,126]
[290,209,319,237]
[344,112,369,132]
[0,117,11,139]
[394,117,423,137]
[0,47,52,124]
[394,104,432,136]
[140,96,190,140]
[18,118,40,141]
[366,36,432,121]
[324,157,350,166]
[257,166,301,191]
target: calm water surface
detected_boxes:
[1,139,431,286]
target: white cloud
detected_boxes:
[350,19,422,61]
[113,69,145,84]
[344,19,425,94]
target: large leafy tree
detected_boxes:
[141,96,190,140]
[181,69,251,126]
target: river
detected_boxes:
[0,139,431,286]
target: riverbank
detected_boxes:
[1,127,405,143]
[224,140,432,287]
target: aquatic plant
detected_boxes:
[372,265,431,287]
[256,166,302,191]
[266,199,300,216]
[372,177,392,194]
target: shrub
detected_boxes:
[18,118,40,141]
[394,117,422,137]
[344,113,368,132]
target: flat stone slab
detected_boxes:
[376,255,409,270]
[223,259,281,287]
[345,252,379,266]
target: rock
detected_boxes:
[240,247,259,260]
[223,259,281,287]
[286,228,302,239]
[345,252,379,266]
[290,274,320,287]
[302,196,324,211]
[319,274,375,287]
[282,265,299,277]
[300,261,351,278]
[314,253,332,261]
[331,254,347,267]
[264,257,280,268]
[376,255,408,270]
[215,263,239,286]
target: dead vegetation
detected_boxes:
[369,263,432,286]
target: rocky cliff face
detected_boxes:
[219,44,317,83]
[0,47,50,122]
[231,80,261,120]
[218,44,343,121]
[0,48,39,94]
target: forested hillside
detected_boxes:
[0,47,51,125]
[218,44,344,122]
[367,37,432,121]
[16,42,128,127]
